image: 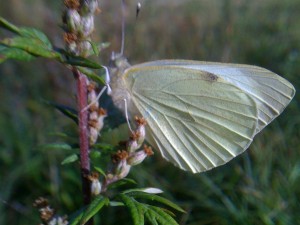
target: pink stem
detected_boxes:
[73,68,92,221]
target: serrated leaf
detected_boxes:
[120,194,144,225]
[1,37,61,59]
[145,210,159,225]
[120,194,180,225]
[41,143,73,151]
[64,55,102,69]
[149,205,178,225]
[127,192,185,213]
[0,45,35,63]
[77,66,106,85]
[61,154,79,165]
[123,188,163,195]
[80,196,109,225]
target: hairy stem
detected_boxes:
[73,68,93,224]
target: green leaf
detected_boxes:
[0,17,52,48]
[0,17,21,34]
[148,205,179,225]
[77,66,106,85]
[123,188,163,195]
[19,27,52,48]
[41,143,73,151]
[89,41,100,56]
[93,166,106,178]
[80,196,109,225]
[108,178,137,190]
[44,101,78,124]
[90,150,101,160]
[109,201,124,207]
[61,154,79,165]
[85,42,111,57]
[0,45,35,63]
[63,55,102,69]
[47,132,76,140]
[127,192,185,213]
[91,143,115,153]
[120,194,180,225]
[145,210,159,225]
[120,194,144,225]
[68,206,88,225]
[1,37,61,59]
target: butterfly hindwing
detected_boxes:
[123,65,259,173]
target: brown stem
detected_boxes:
[73,68,93,225]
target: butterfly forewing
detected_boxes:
[123,66,259,173]
[135,60,296,133]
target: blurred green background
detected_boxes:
[0,0,299,224]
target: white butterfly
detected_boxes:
[108,56,295,173]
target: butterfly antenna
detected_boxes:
[120,0,126,56]
[124,99,133,133]
[82,66,110,112]
[82,86,107,112]
[136,2,141,19]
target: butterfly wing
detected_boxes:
[137,60,296,133]
[123,65,259,173]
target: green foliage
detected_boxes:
[69,196,109,225]
[119,192,182,225]
[0,17,105,72]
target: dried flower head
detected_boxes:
[112,150,128,164]
[88,172,102,195]
[64,0,80,9]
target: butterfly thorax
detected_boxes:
[109,55,132,113]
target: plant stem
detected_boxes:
[73,68,93,225]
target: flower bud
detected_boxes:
[96,114,106,131]
[127,145,154,166]
[115,159,131,179]
[79,15,94,37]
[66,41,79,55]
[89,110,98,120]
[89,126,98,145]
[80,0,99,15]
[135,116,147,145]
[48,216,68,225]
[127,139,139,153]
[64,9,81,32]
[78,40,92,57]
[127,131,141,153]
[112,150,131,179]
[88,172,102,196]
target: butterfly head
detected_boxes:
[107,52,132,113]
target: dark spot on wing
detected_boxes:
[205,72,218,82]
